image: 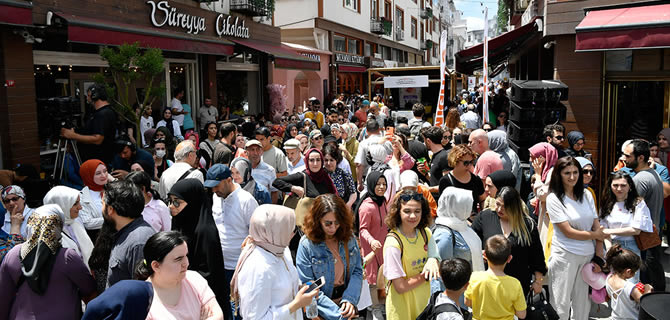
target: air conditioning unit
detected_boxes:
[395,28,404,41]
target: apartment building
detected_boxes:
[275,0,442,96]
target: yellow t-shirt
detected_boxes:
[383,228,432,320]
[464,271,526,320]
[304,111,325,128]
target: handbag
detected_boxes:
[525,291,559,320]
[283,172,306,209]
[282,172,314,227]
[635,224,661,251]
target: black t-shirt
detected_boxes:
[429,148,451,186]
[80,105,118,164]
[438,172,484,213]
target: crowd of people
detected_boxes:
[0,83,668,320]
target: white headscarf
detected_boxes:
[436,187,485,271]
[43,186,94,268]
[399,170,419,189]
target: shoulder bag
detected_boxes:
[525,291,559,320]
[635,224,661,251]
[282,172,315,228]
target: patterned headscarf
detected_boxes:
[1,184,25,201]
[20,205,64,294]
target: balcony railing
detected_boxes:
[421,40,433,50]
[420,8,433,19]
[370,18,392,36]
[395,28,404,41]
[230,0,272,17]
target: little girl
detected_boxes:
[605,244,653,320]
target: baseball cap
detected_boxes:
[309,130,323,140]
[283,139,300,150]
[362,100,370,106]
[245,139,262,149]
[204,164,232,188]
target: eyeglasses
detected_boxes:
[483,128,492,132]
[2,196,20,204]
[582,169,594,175]
[323,220,340,227]
[313,136,323,141]
[399,193,422,202]
[461,160,475,166]
[281,118,288,122]
[442,135,452,140]
[167,198,183,207]
[574,142,585,147]
[554,136,565,140]
[338,118,345,123]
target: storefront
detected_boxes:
[334,52,367,95]
[0,0,317,170]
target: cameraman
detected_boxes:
[61,84,118,164]
[110,139,154,179]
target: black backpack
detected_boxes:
[416,291,471,320]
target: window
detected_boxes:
[344,0,359,12]
[411,17,417,38]
[334,35,346,52]
[348,39,360,54]
[433,44,437,58]
[420,22,424,42]
[395,7,404,30]
[384,0,392,20]
[371,0,379,19]
[380,45,391,60]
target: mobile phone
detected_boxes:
[386,127,395,137]
[305,276,326,293]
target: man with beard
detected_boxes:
[622,139,666,291]
[103,180,156,288]
[543,123,567,158]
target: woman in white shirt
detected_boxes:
[231,204,319,320]
[140,106,154,147]
[600,171,653,283]
[156,108,183,141]
[78,159,109,241]
[546,157,607,320]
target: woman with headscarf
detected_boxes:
[273,148,338,199]
[231,205,319,319]
[431,187,485,297]
[0,205,96,319]
[342,123,359,182]
[82,280,154,320]
[156,108,183,140]
[366,144,399,202]
[78,159,108,241]
[576,157,597,208]
[166,179,231,319]
[230,157,272,206]
[356,171,389,311]
[323,145,357,209]
[152,126,178,161]
[528,142,558,258]
[487,130,522,188]
[283,123,299,147]
[472,186,547,296]
[482,170,517,211]
[43,186,94,268]
[656,128,670,167]
[564,130,591,158]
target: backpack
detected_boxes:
[416,291,472,320]
[378,229,428,293]
[409,121,425,139]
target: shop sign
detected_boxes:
[300,53,321,62]
[365,57,385,68]
[147,0,250,38]
[383,75,429,88]
[334,53,365,65]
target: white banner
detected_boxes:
[383,75,429,88]
[468,77,476,90]
[482,7,489,123]
[435,30,448,127]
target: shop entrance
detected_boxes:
[165,59,200,128]
[600,81,670,180]
[337,72,363,94]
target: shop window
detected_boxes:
[348,39,361,55]
[334,35,347,52]
[411,17,417,39]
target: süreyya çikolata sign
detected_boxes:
[147,0,250,38]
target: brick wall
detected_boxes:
[0,29,40,169]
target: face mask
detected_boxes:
[155,150,166,158]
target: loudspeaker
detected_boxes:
[508,101,566,125]
[507,121,544,144]
[510,80,568,105]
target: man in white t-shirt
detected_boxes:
[255,127,288,178]
[246,139,278,203]
[170,88,186,131]
[204,164,258,305]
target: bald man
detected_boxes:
[468,129,503,181]
[158,140,204,198]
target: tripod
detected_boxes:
[52,138,82,184]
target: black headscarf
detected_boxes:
[283,123,298,142]
[168,179,231,317]
[354,171,387,215]
[161,109,175,137]
[488,170,517,190]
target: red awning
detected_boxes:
[54,13,234,56]
[231,39,320,71]
[0,0,32,26]
[575,4,670,52]
[455,17,540,75]
[339,65,367,73]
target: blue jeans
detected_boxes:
[611,238,641,283]
[224,269,242,320]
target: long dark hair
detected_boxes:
[497,187,533,247]
[135,231,188,280]
[549,157,584,203]
[600,171,641,219]
[126,171,161,202]
[89,220,117,276]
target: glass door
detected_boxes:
[165,59,200,129]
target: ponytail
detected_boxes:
[135,259,153,281]
[605,243,642,274]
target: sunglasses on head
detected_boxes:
[399,193,422,202]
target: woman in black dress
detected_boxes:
[471,186,547,295]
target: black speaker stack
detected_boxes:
[506,80,569,162]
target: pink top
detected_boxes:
[147,271,216,320]
[358,198,388,285]
[142,197,172,232]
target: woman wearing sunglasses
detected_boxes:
[296,194,362,320]
[438,145,486,214]
[383,189,440,320]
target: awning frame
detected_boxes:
[0,0,33,27]
[231,38,321,71]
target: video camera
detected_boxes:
[37,96,82,141]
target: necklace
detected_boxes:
[398,228,419,244]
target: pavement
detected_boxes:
[589,239,670,319]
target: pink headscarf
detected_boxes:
[474,151,504,180]
[230,205,296,304]
[529,142,558,182]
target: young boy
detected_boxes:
[465,235,526,320]
[436,258,472,320]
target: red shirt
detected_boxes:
[354,109,367,128]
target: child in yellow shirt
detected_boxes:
[465,235,526,320]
